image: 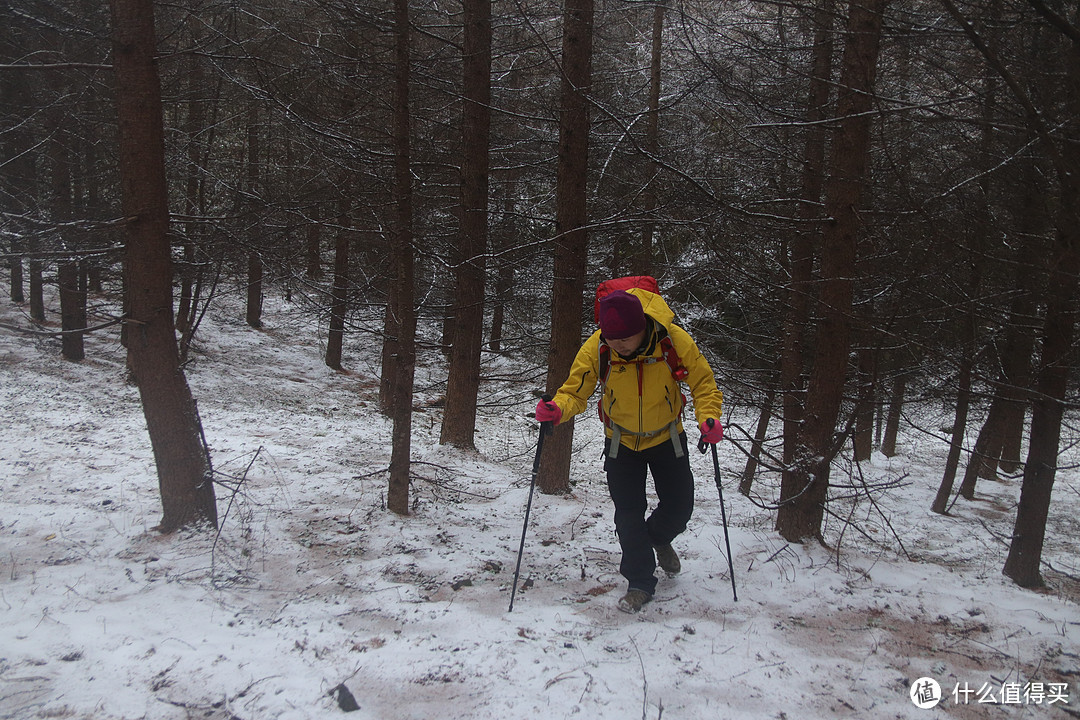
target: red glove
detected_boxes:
[535,400,562,425]
[699,419,724,444]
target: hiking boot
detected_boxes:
[617,588,653,613]
[655,543,681,575]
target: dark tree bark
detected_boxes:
[933,360,971,513]
[959,119,1041,499]
[779,0,835,512]
[50,115,86,362]
[1004,214,1080,583]
[487,221,514,354]
[852,348,876,462]
[935,27,1000,506]
[176,48,205,347]
[1003,54,1080,586]
[8,241,25,304]
[28,259,45,323]
[739,385,774,496]
[2,68,33,305]
[959,398,1008,498]
[880,372,906,459]
[325,204,349,371]
[386,0,416,516]
[244,118,263,330]
[305,219,321,280]
[776,0,887,542]
[934,237,982,512]
[986,174,1041,476]
[487,66,524,356]
[109,0,216,532]
[631,0,664,277]
[379,292,395,412]
[58,261,86,361]
[441,0,492,449]
[537,0,594,495]
[998,398,1026,474]
[246,249,263,329]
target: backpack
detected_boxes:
[594,276,688,457]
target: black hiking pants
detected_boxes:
[604,432,694,595]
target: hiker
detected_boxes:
[535,278,724,612]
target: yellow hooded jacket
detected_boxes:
[550,288,723,453]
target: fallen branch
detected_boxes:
[0,318,122,337]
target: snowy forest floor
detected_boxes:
[1,281,1079,720]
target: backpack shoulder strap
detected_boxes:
[657,331,688,381]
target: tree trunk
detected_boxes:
[853,347,875,462]
[777,0,886,542]
[244,118,263,330]
[487,248,513,354]
[2,68,32,305]
[739,385,774,496]
[305,220,321,280]
[386,0,416,516]
[379,293,396,412]
[178,264,205,364]
[441,0,492,449]
[487,66,524,355]
[51,116,86,362]
[109,0,216,532]
[537,0,594,496]
[779,0,834,514]
[632,0,664,277]
[959,397,1008,498]
[991,179,1041,474]
[1003,37,1080,587]
[246,249,263,329]
[998,399,1026,474]
[176,49,205,344]
[880,372,906,458]
[325,205,349,371]
[28,261,45,323]
[59,262,86,361]
[932,360,970,514]
[8,241,25,304]
[1004,233,1079,585]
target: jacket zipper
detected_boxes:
[636,363,644,449]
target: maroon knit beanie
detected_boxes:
[598,290,646,339]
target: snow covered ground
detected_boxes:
[1,281,1077,720]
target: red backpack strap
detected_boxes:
[659,335,688,381]
[597,340,611,425]
[598,340,611,383]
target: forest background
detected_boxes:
[2,0,1080,645]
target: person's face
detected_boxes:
[607,329,646,358]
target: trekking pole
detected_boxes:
[699,419,737,602]
[509,395,554,612]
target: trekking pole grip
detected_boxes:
[697,417,715,454]
[540,393,554,436]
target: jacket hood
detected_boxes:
[625,288,675,331]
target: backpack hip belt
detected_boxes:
[607,418,684,460]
